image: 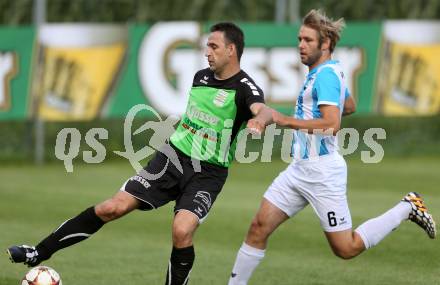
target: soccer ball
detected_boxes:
[22,266,62,285]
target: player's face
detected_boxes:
[205,31,232,73]
[298,25,322,67]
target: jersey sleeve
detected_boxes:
[192,69,204,87]
[239,78,265,109]
[313,67,341,107]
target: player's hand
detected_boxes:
[272,110,290,126]
[247,118,265,135]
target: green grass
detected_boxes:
[1,156,439,284]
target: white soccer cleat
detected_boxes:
[402,192,436,239]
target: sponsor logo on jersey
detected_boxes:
[339,216,347,225]
[187,103,219,125]
[194,191,212,209]
[130,175,151,189]
[181,118,218,142]
[199,75,210,84]
[192,191,213,217]
[194,206,203,216]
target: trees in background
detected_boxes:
[0,0,440,25]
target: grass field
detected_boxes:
[1,156,439,284]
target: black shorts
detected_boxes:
[121,144,228,222]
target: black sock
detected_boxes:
[165,245,195,285]
[35,206,105,261]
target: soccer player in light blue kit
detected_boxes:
[228,9,436,285]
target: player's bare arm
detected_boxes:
[342,95,356,116]
[247,103,273,134]
[272,104,341,134]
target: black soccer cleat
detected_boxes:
[6,245,41,267]
[402,192,436,239]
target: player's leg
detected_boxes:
[307,187,362,259]
[323,192,436,259]
[293,154,362,259]
[245,198,290,249]
[165,210,199,285]
[7,190,140,266]
[228,198,290,285]
[7,150,177,267]
[318,193,408,258]
[229,163,308,285]
[348,192,435,256]
[325,199,414,258]
[324,229,365,259]
[165,160,228,285]
[315,156,435,258]
[95,190,141,221]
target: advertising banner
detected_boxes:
[0,27,34,120]
[376,21,440,115]
[34,24,127,121]
[108,22,382,117]
[8,22,440,120]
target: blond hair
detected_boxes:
[302,9,345,53]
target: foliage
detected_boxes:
[1,0,440,25]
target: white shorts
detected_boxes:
[264,153,352,232]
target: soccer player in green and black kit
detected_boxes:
[7,22,272,285]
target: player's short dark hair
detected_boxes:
[210,22,245,61]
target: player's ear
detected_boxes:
[228,43,235,58]
[322,37,331,51]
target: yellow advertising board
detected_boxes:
[376,21,440,115]
[34,24,127,121]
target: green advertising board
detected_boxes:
[0,27,35,120]
[108,22,382,118]
[0,23,382,120]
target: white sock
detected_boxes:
[355,201,411,249]
[228,242,265,285]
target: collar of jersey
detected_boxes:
[307,59,338,77]
[212,69,243,82]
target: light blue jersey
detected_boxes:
[291,60,350,160]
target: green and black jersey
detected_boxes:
[170,68,265,168]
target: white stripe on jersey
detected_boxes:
[291,60,349,160]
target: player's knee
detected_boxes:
[333,250,354,260]
[95,199,130,221]
[172,224,193,246]
[248,218,269,240]
[331,246,357,260]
